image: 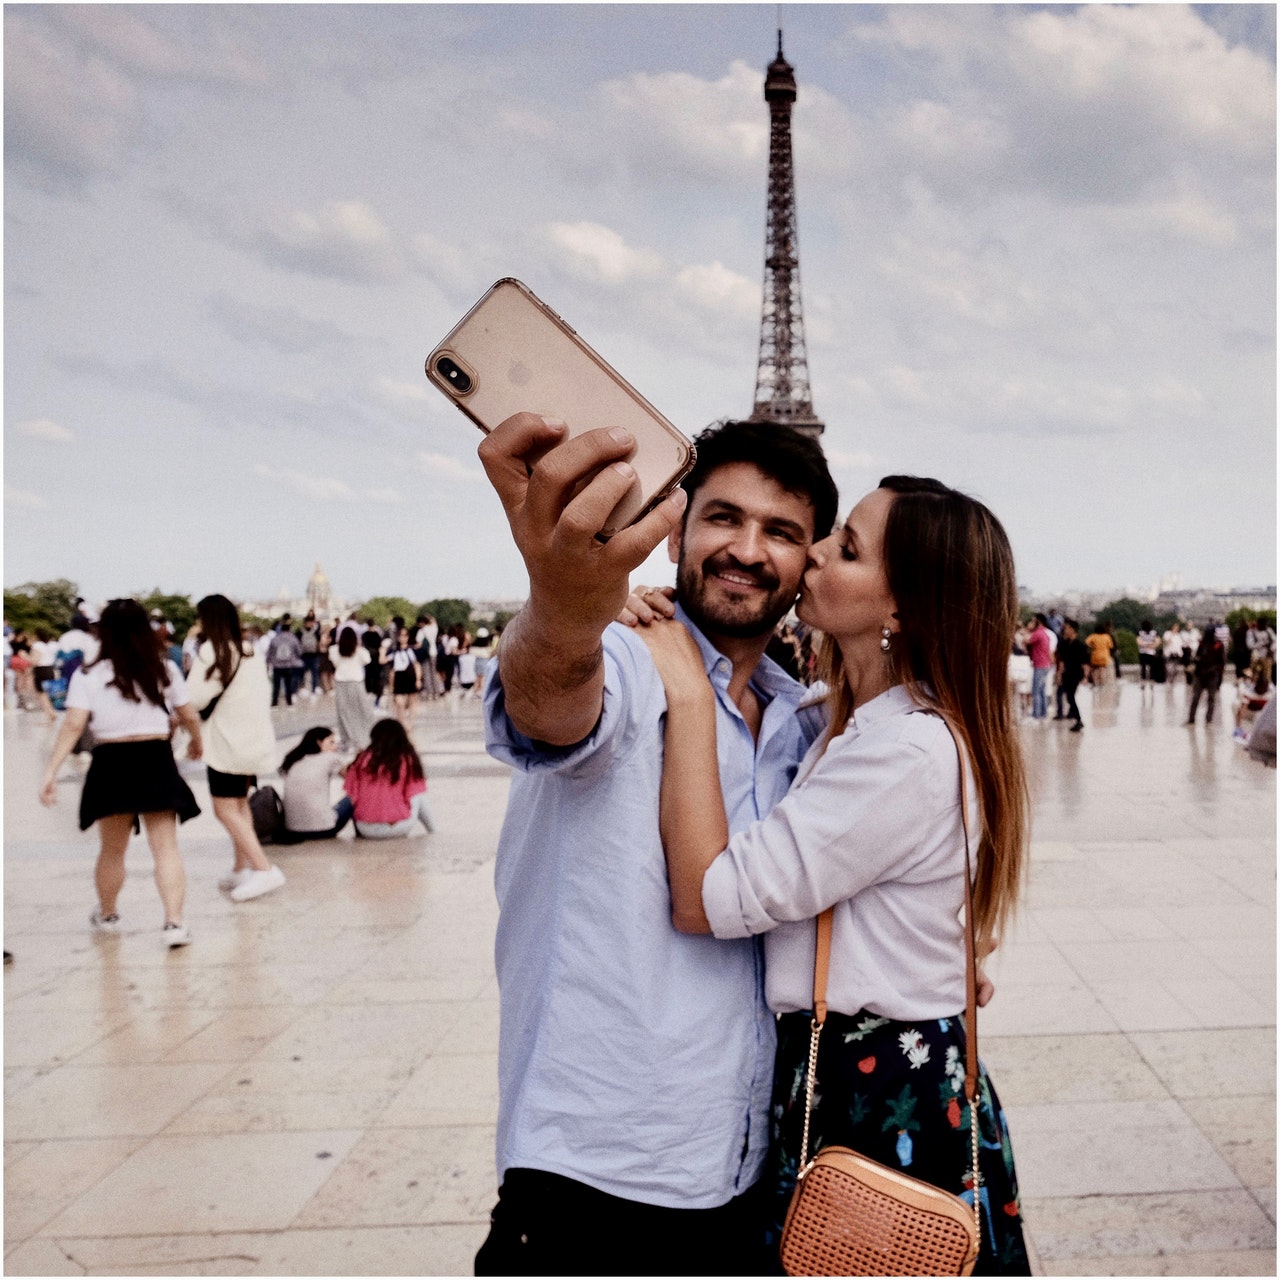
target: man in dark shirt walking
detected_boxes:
[1187,622,1227,725]
[1055,618,1090,732]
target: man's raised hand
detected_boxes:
[478,412,687,637]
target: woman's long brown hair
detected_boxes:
[196,594,250,688]
[817,476,1028,951]
[91,598,170,707]
[355,718,424,786]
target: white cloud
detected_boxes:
[417,451,483,482]
[409,230,484,294]
[252,463,403,504]
[545,222,664,286]
[674,262,759,319]
[4,16,141,191]
[12,418,75,442]
[55,7,268,84]
[370,377,431,415]
[596,61,765,186]
[204,292,352,354]
[6,487,49,509]
[249,200,407,283]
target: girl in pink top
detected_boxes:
[344,718,436,838]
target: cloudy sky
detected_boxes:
[5,4,1275,610]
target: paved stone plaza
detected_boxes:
[4,675,1275,1276]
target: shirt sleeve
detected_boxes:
[483,623,650,779]
[165,661,190,709]
[702,713,962,939]
[64,667,91,712]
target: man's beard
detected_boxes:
[676,550,797,640]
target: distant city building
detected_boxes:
[1022,584,1275,624]
[306,563,332,617]
[238,563,352,622]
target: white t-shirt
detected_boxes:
[66,660,188,741]
[57,627,100,664]
[457,651,478,685]
[333,648,371,682]
[30,640,58,667]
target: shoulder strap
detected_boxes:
[808,718,978,1104]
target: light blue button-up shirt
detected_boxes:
[484,607,824,1208]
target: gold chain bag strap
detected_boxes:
[778,725,981,1277]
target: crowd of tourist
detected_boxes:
[6,581,1274,954]
[1008,608,1274,736]
[10,597,469,947]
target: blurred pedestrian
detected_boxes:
[38,598,202,947]
[1181,622,1201,682]
[1104,620,1122,681]
[1085,623,1113,685]
[187,595,286,902]
[299,614,322,696]
[388,626,423,727]
[1026,613,1053,718]
[361,621,386,703]
[1162,621,1184,683]
[1008,625,1033,719]
[267,618,304,707]
[1137,620,1160,687]
[28,627,59,723]
[333,626,381,752]
[318,618,336,694]
[1054,618,1090,731]
[415,614,440,699]
[1186,624,1226,726]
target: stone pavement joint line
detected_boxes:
[5,679,1276,1275]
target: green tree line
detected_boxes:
[4,581,517,641]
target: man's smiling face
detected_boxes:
[669,461,816,641]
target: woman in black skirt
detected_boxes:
[643,477,1031,1273]
[39,599,203,948]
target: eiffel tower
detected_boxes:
[746,31,824,440]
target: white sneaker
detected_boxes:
[218,868,253,893]
[229,864,286,902]
[163,922,192,948]
[89,909,121,934]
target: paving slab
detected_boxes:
[5,676,1275,1275]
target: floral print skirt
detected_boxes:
[765,1010,1030,1276]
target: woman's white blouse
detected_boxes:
[701,684,981,1021]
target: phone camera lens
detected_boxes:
[435,356,472,395]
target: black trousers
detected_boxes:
[474,1168,770,1277]
[1061,678,1082,723]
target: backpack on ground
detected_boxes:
[249,784,285,844]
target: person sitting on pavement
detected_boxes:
[277,726,354,843]
[343,718,435,838]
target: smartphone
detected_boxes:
[425,277,696,539]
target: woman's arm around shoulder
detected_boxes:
[637,619,726,934]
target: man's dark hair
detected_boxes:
[1064,617,1079,631]
[680,420,838,540]
[1034,612,1048,626]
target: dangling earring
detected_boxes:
[880,627,893,653]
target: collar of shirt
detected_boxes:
[847,682,925,733]
[672,602,803,718]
